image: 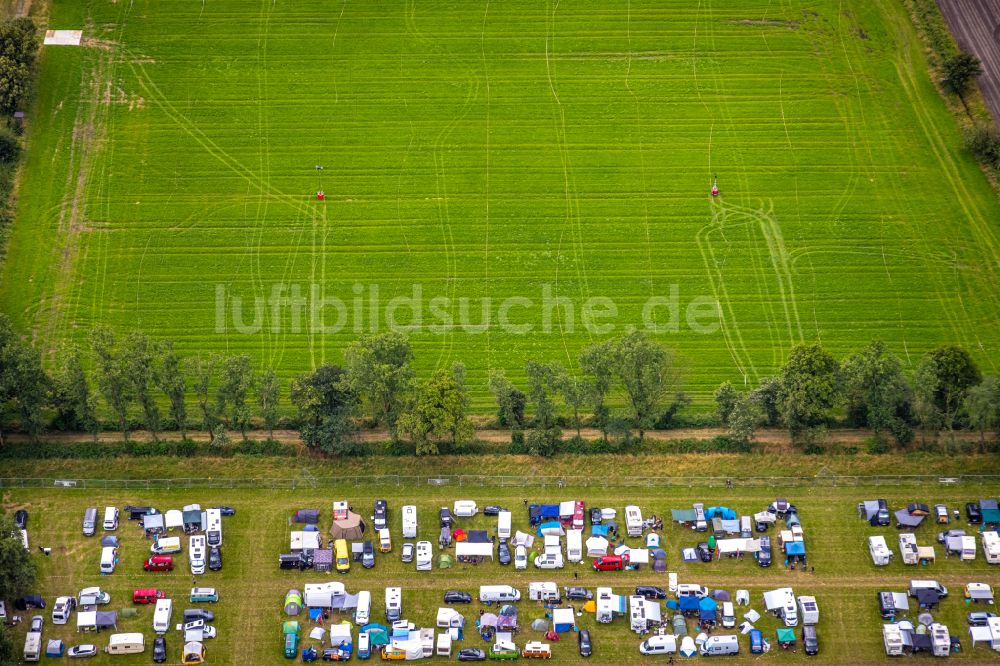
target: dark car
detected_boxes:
[590,508,603,526]
[153,636,167,663]
[578,629,592,657]
[564,587,592,601]
[14,509,28,529]
[208,545,222,571]
[124,505,157,521]
[696,542,713,563]
[211,506,236,516]
[182,608,214,623]
[483,505,507,517]
[803,625,818,656]
[30,615,43,632]
[968,612,999,626]
[966,503,983,524]
[444,591,473,604]
[937,528,966,544]
[279,552,311,571]
[362,541,375,569]
[14,595,45,610]
[458,648,487,662]
[873,499,891,527]
[756,535,772,568]
[401,542,414,564]
[439,508,453,528]
[373,499,388,531]
[635,586,667,600]
[498,540,512,566]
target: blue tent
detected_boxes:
[699,609,716,622]
[361,624,389,646]
[303,524,319,532]
[706,507,736,520]
[679,597,699,613]
[591,525,609,537]
[786,541,806,557]
[699,597,718,612]
[785,512,801,527]
[537,521,562,536]
[666,600,680,611]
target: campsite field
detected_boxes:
[2,0,1000,409]
[3,479,1000,664]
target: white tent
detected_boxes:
[456,542,494,560]
[165,510,183,531]
[291,531,321,552]
[436,608,465,629]
[328,623,352,645]
[627,548,649,565]
[969,618,1000,651]
[586,536,609,557]
[718,538,760,555]
[513,531,535,548]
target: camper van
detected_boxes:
[479,585,521,603]
[358,631,371,659]
[528,582,561,602]
[83,508,98,536]
[676,584,709,599]
[150,536,182,555]
[190,588,218,603]
[639,635,677,655]
[625,505,644,537]
[868,536,893,566]
[100,546,118,574]
[205,508,222,546]
[700,635,739,656]
[883,623,904,656]
[402,505,418,539]
[721,602,736,628]
[143,556,174,572]
[566,529,583,563]
[982,530,1000,564]
[415,541,433,572]
[497,511,512,540]
[385,587,402,622]
[103,507,119,531]
[23,632,41,662]
[693,503,708,532]
[105,633,145,655]
[355,591,371,625]
[797,596,819,625]
[152,599,172,634]
[189,535,206,575]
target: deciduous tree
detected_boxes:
[125,332,160,441]
[913,345,980,439]
[57,348,100,441]
[0,513,35,600]
[963,374,1000,445]
[399,364,474,454]
[153,340,187,440]
[290,364,360,455]
[487,369,526,438]
[842,341,911,443]
[714,381,739,425]
[185,353,221,438]
[217,355,253,439]
[90,327,134,441]
[256,368,281,441]
[344,332,414,439]
[777,343,842,444]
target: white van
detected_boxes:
[700,634,739,656]
[625,505,644,537]
[639,634,676,655]
[100,546,118,574]
[479,585,521,603]
[385,587,402,623]
[721,602,735,628]
[205,508,222,546]
[739,516,752,538]
[153,599,172,634]
[103,507,119,531]
[355,591,371,625]
[402,505,418,539]
[676,584,708,598]
[497,511,512,540]
[416,541,433,572]
[23,632,41,662]
[150,536,182,555]
[83,507,98,536]
[104,633,145,655]
[566,529,583,563]
[189,535,206,575]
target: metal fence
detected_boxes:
[1,474,997,491]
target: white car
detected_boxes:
[67,644,98,658]
[533,552,564,569]
[514,545,527,570]
[454,500,478,518]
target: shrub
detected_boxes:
[0,130,18,163]
[964,125,1000,170]
[865,437,891,455]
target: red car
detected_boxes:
[132,588,165,604]
[592,554,628,572]
[143,556,173,572]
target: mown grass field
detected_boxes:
[3,479,1000,665]
[1,0,999,410]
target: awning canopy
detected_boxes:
[894,509,925,528]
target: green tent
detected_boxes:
[283,621,301,636]
[439,553,454,569]
[707,535,716,549]
[776,628,796,644]
[119,608,137,619]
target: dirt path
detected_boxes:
[938,0,1000,124]
[7,426,990,446]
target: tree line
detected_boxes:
[715,341,1000,450]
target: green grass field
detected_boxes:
[4,479,1000,664]
[3,0,1000,409]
